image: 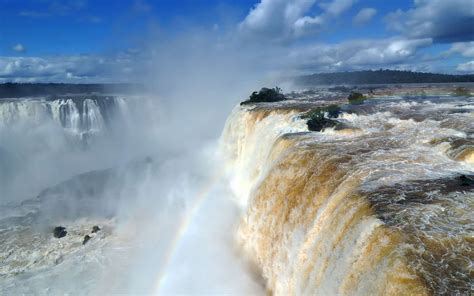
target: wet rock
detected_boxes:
[307,117,337,131]
[303,105,346,132]
[333,122,352,131]
[53,226,67,238]
[55,255,64,264]
[92,225,100,233]
[459,175,474,187]
[347,92,365,104]
[83,235,91,245]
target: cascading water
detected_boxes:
[0,95,148,205]
[221,93,473,295]
[0,92,265,295]
[0,96,127,141]
[0,88,472,295]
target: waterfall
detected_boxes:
[0,96,128,141]
[220,95,473,295]
[0,96,139,205]
[0,92,472,295]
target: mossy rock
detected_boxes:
[304,105,343,131]
[307,117,337,131]
[302,104,341,120]
[347,92,365,104]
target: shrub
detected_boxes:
[241,87,287,105]
[302,105,341,119]
[347,92,365,104]
[325,104,342,118]
[307,116,336,132]
[303,104,342,131]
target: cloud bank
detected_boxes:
[457,61,474,72]
[386,0,474,43]
[238,0,357,42]
[2,0,473,83]
[0,54,140,83]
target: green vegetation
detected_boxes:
[241,87,287,105]
[303,104,342,132]
[0,83,143,99]
[296,69,474,86]
[347,92,365,104]
[453,87,472,97]
[324,104,342,118]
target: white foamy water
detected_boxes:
[0,94,264,295]
[220,94,473,295]
[1,93,473,295]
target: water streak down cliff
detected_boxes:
[0,96,130,141]
[221,95,474,295]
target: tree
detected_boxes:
[241,87,287,105]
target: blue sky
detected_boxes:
[0,0,473,82]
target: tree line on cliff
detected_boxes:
[0,83,143,99]
[295,69,474,86]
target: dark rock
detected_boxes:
[83,235,91,245]
[333,122,352,131]
[53,226,67,238]
[307,117,337,132]
[92,226,101,233]
[55,255,64,265]
[459,175,474,186]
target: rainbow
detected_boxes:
[151,171,225,294]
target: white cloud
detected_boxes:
[4,0,466,82]
[238,0,315,41]
[12,44,26,53]
[386,0,474,43]
[448,42,474,58]
[0,54,140,83]
[456,60,474,72]
[353,8,377,25]
[239,0,356,42]
[285,37,432,72]
[236,0,453,73]
[321,0,357,16]
[0,34,437,83]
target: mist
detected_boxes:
[106,27,275,294]
[0,16,277,295]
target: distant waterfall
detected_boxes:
[0,96,131,143]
